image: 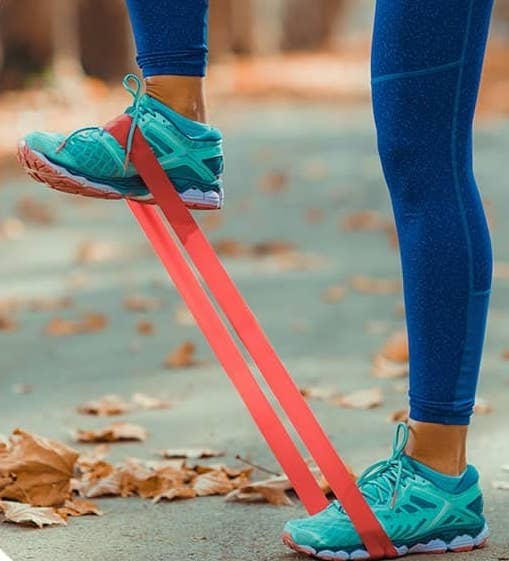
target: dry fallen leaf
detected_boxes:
[26,296,73,312]
[378,330,408,363]
[56,498,102,518]
[75,241,120,265]
[77,395,132,417]
[174,306,196,326]
[226,467,329,507]
[152,487,197,503]
[15,196,56,225]
[258,170,288,193]
[75,423,148,443]
[0,429,79,506]
[164,341,198,369]
[0,314,17,332]
[44,313,107,336]
[321,285,347,303]
[137,320,155,335]
[0,218,25,240]
[132,393,171,410]
[350,275,401,295]
[123,295,161,312]
[305,208,325,224]
[193,470,235,496]
[300,386,339,401]
[161,449,224,460]
[372,330,409,379]
[0,501,66,528]
[331,387,383,410]
[341,211,392,232]
[213,239,249,257]
[388,409,409,423]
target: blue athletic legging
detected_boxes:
[125,0,494,425]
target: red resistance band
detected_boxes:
[105,115,397,560]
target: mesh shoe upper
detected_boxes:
[284,424,486,554]
[23,74,223,198]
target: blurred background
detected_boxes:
[1,2,509,560]
[1,0,509,164]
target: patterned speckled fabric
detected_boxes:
[372,0,494,425]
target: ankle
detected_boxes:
[145,75,207,123]
[405,419,467,476]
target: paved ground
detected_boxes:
[0,102,508,561]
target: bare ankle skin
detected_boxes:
[405,419,468,476]
[145,75,207,123]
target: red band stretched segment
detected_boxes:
[106,114,397,559]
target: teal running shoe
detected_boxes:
[283,423,489,560]
[17,74,224,209]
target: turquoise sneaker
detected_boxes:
[17,74,224,209]
[283,423,489,560]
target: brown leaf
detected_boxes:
[44,313,107,336]
[77,395,132,417]
[350,275,401,295]
[75,241,120,265]
[213,238,249,258]
[132,393,171,410]
[75,422,148,443]
[0,218,25,240]
[164,341,197,369]
[300,385,339,401]
[501,348,509,360]
[152,487,197,503]
[136,320,155,335]
[76,465,122,498]
[15,196,56,225]
[192,470,235,496]
[252,240,296,257]
[0,429,79,506]
[123,295,161,312]
[56,498,102,518]
[331,388,383,410]
[372,355,408,380]
[0,501,66,528]
[387,409,409,423]
[225,467,328,507]
[0,314,17,332]
[321,285,347,303]
[174,306,196,326]
[258,171,288,193]
[305,208,325,225]
[378,331,408,363]
[341,211,392,232]
[275,251,325,272]
[161,449,224,460]
[27,296,73,312]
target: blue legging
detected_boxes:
[125,0,209,77]
[125,1,494,425]
[372,0,494,425]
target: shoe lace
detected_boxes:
[56,73,145,174]
[331,423,413,514]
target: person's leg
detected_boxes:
[371,0,493,476]
[18,0,223,210]
[283,1,493,558]
[125,0,208,121]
